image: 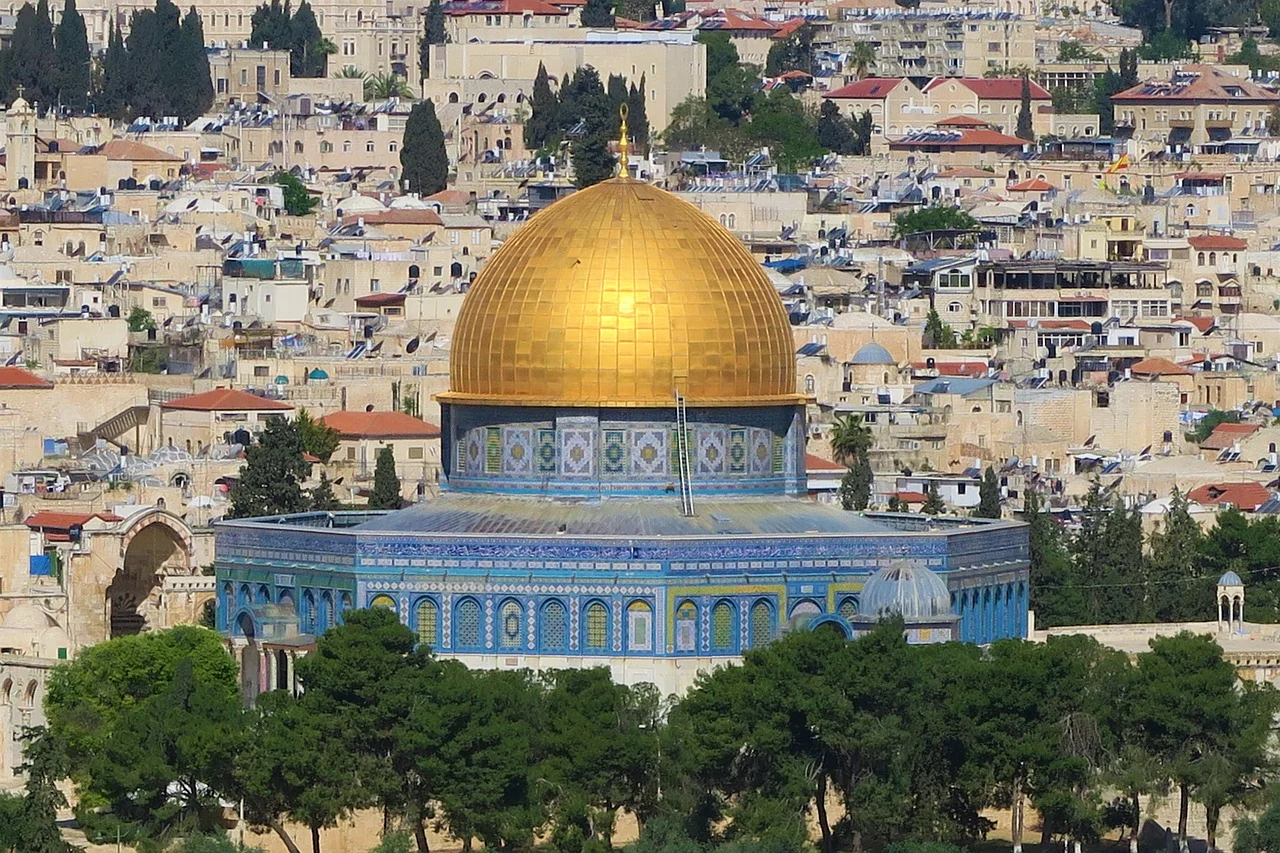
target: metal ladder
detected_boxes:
[675,391,695,517]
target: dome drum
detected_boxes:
[440,401,808,497]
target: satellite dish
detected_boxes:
[406,336,420,354]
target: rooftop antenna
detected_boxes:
[617,102,629,177]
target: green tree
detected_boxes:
[524,62,559,150]
[816,100,857,154]
[365,71,413,100]
[1015,75,1034,141]
[627,77,650,155]
[294,408,340,461]
[167,835,267,852]
[400,99,448,195]
[310,471,339,512]
[9,0,57,106]
[368,445,402,510]
[696,31,738,83]
[249,0,290,51]
[764,23,813,76]
[53,0,90,108]
[8,727,74,853]
[1236,797,1280,853]
[1187,408,1239,443]
[127,305,156,331]
[893,206,979,237]
[423,0,445,49]
[923,307,958,348]
[1057,40,1103,60]
[1023,489,1084,628]
[275,170,318,216]
[99,20,130,119]
[839,454,873,511]
[564,66,616,187]
[234,690,356,853]
[229,417,311,518]
[975,466,1001,518]
[580,0,613,26]
[1072,484,1143,624]
[829,413,872,465]
[288,1,328,78]
[921,481,943,514]
[1145,488,1209,621]
[848,42,875,79]
[125,0,183,121]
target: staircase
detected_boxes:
[675,391,694,517]
[76,404,152,453]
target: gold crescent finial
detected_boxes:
[617,102,630,176]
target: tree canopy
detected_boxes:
[400,99,449,195]
[228,417,311,518]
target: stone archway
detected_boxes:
[107,517,191,638]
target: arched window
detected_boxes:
[1016,410,1024,426]
[626,601,652,651]
[33,230,43,246]
[238,584,251,609]
[370,594,396,609]
[838,596,858,621]
[293,141,303,154]
[711,601,735,651]
[409,264,420,279]
[339,592,352,620]
[541,600,567,651]
[584,601,608,651]
[947,301,963,313]
[749,599,772,648]
[257,584,270,604]
[302,590,316,634]
[415,599,438,647]
[1209,252,1217,266]
[675,600,697,652]
[499,599,523,649]
[804,374,816,394]
[456,598,482,649]
[727,213,736,228]
[320,591,334,633]
[278,589,294,609]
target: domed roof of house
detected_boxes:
[860,561,952,620]
[1219,570,1244,586]
[439,177,800,408]
[849,341,897,365]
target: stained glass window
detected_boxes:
[457,599,481,648]
[750,601,772,648]
[303,592,316,633]
[500,600,523,648]
[712,602,733,650]
[542,601,567,649]
[839,597,858,621]
[627,601,652,651]
[585,602,608,650]
[370,594,396,609]
[417,600,438,647]
[675,601,697,652]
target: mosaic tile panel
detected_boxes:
[536,428,557,474]
[632,428,667,476]
[728,428,747,475]
[750,429,772,476]
[697,428,727,475]
[464,431,484,476]
[504,427,533,475]
[603,429,627,475]
[560,428,595,477]
[772,435,784,475]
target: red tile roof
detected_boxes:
[924,77,1051,100]
[1176,316,1217,334]
[99,139,185,162]
[0,366,52,389]
[825,78,906,99]
[343,210,444,227]
[162,388,294,412]
[319,410,442,439]
[935,115,993,128]
[1130,357,1192,377]
[771,17,807,38]
[1008,178,1058,192]
[910,360,990,376]
[1187,482,1272,511]
[894,491,927,503]
[24,510,122,530]
[355,292,407,307]
[805,452,845,472]
[1200,422,1260,450]
[1114,66,1278,103]
[1189,234,1248,250]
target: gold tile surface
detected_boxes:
[441,178,800,407]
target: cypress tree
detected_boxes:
[606,72,627,112]
[524,62,558,150]
[975,467,1001,519]
[173,7,213,122]
[1015,75,1034,141]
[425,0,445,42]
[100,20,129,118]
[289,0,326,77]
[580,0,613,26]
[249,0,290,50]
[627,76,649,154]
[126,0,183,120]
[816,99,856,154]
[310,470,340,511]
[921,482,944,515]
[565,66,614,188]
[54,0,90,109]
[10,1,56,105]
[32,0,55,102]
[368,446,402,510]
[229,419,310,518]
[400,98,448,195]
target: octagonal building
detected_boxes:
[216,176,1030,697]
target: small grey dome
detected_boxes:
[860,561,952,620]
[1219,571,1244,587]
[850,341,897,365]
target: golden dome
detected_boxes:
[441,178,800,408]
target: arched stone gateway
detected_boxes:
[107,512,194,638]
